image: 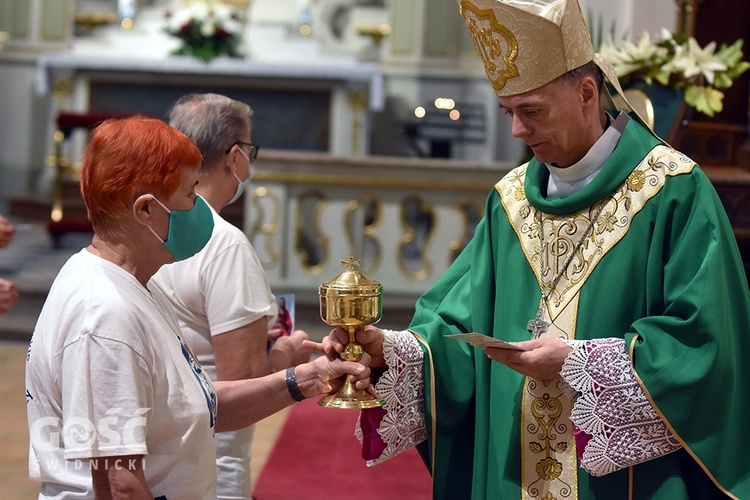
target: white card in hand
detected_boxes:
[445,333,527,351]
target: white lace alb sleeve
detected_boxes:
[355,329,427,466]
[560,337,682,476]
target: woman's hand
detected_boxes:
[294,347,373,397]
[270,330,312,371]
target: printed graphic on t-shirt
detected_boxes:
[178,336,217,429]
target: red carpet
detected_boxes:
[253,398,432,499]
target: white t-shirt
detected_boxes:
[151,204,277,381]
[26,249,218,499]
[151,205,277,499]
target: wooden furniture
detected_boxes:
[47,111,130,248]
[704,166,750,279]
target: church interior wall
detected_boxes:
[0,0,678,201]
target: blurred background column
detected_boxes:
[0,0,73,200]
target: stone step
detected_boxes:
[0,214,85,342]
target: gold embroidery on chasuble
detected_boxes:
[495,146,695,499]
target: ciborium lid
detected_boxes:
[319,257,382,297]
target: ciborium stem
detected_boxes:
[341,326,364,361]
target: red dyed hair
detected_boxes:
[80,116,202,235]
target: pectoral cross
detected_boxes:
[527,307,548,339]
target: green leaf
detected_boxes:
[685,86,724,117]
[671,31,690,45]
[713,72,733,89]
[716,39,745,67]
[727,61,750,80]
[653,71,671,86]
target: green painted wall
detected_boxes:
[41,0,69,40]
[0,0,29,37]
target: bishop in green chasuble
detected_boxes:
[341,0,750,498]
[408,118,750,499]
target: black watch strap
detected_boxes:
[285,366,305,402]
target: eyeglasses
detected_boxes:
[225,141,259,162]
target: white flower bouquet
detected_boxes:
[600,29,750,117]
[164,1,244,62]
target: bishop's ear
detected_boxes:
[580,77,599,107]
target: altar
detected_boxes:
[34,0,386,158]
[36,51,383,156]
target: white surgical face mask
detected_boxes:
[227,147,252,205]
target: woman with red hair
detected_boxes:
[25,116,371,499]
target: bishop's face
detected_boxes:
[498,78,594,168]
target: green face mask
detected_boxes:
[148,195,214,261]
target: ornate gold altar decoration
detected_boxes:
[347,90,368,155]
[344,196,382,275]
[398,196,435,281]
[214,0,252,6]
[296,191,329,273]
[73,12,116,36]
[248,186,281,268]
[318,257,384,409]
[355,23,391,46]
[449,198,483,262]
[354,23,391,62]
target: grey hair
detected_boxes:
[167,93,253,172]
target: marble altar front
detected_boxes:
[242,149,512,300]
[36,51,383,155]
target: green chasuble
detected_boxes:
[408,118,750,499]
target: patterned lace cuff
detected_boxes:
[560,338,682,476]
[355,329,427,466]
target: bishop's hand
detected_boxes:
[485,337,573,380]
[324,325,386,369]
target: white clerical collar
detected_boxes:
[546,113,629,198]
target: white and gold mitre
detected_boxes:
[458,0,603,96]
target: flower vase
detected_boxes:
[626,81,685,140]
[172,38,241,62]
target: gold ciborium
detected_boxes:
[318,257,384,409]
